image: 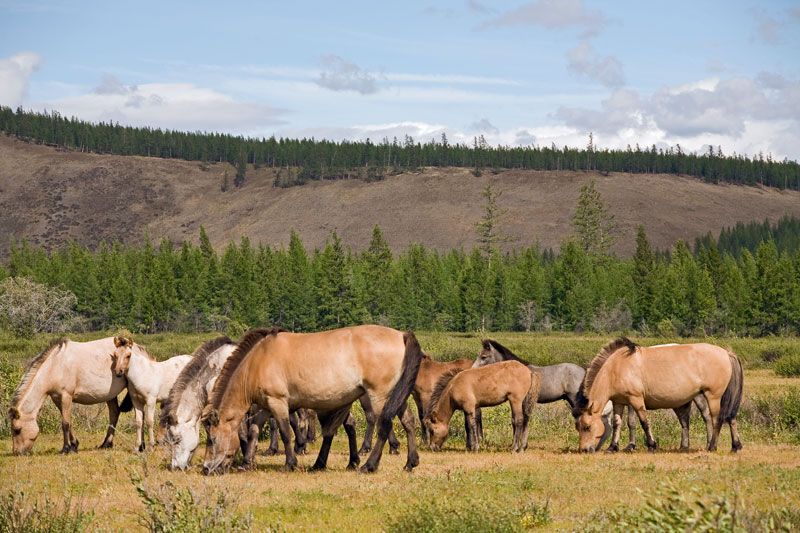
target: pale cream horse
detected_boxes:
[9,337,132,454]
[110,336,192,451]
[575,338,743,453]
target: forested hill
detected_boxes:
[2,106,800,189]
[3,133,800,257]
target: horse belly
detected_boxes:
[287,372,364,412]
[642,383,701,409]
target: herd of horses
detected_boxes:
[8,325,744,475]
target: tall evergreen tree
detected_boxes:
[572,179,616,256]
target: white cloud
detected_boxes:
[315,55,380,95]
[0,52,43,107]
[469,118,499,134]
[480,0,605,37]
[35,78,286,133]
[567,40,624,88]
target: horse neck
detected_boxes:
[432,387,456,425]
[16,356,55,418]
[218,357,256,422]
[128,347,154,382]
[587,366,612,416]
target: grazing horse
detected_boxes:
[160,336,238,470]
[111,336,192,452]
[474,339,613,445]
[8,337,132,455]
[357,355,481,452]
[575,338,743,453]
[202,325,424,474]
[424,361,540,452]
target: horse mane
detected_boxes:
[208,328,284,411]
[160,336,234,426]
[483,339,529,364]
[581,337,638,399]
[10,338,68,414]
[426,368,464,415]
[133,342,156,361]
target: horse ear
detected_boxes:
[481,339,491,350]
[201,405,219,426]
[114,336,123,347]
[8,406,19,420]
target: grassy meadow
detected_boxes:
[1,331,800,531]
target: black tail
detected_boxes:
[119,392,133,413]
[379,332,425,431]
[720,351,743,423]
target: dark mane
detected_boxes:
[426,368,465,415]
[582,337,638,398]
[483,339,529,364]
[208,328,284,411]
[10,338,67,412]
[160,336,234,426]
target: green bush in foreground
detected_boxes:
[133,475,253,533]
[0,489,93,533]
[775,354,800,377]
[385,498,551,532]
[580,484,800,532]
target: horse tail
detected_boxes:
[119,392,134,413]
[720,350,743,423]
[377,331,425,435]
[524,368,541,417]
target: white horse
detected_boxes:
[111,336,191,451]
[159,336,237,470]
[9,337,132,454]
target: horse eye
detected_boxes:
[12,428,21,435]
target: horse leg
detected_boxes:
[729,418,743,452]
[464,412,474,450]
[625,406,638,451]
[520,407,531,452]
[606,403,624,452]
[362,394,415,473]
[465,410,479,451]
[510,400,525,453]
[705,394,723,452]
[343,412,360,470]
[630,397,657,451]
[673,402,692,451]
[598,401,613,450]
[290,411,307,455]
[305,410,317,443]
[265,399,297,471]
[358,395,376,455]
[132,398,145,452]
[241,408,268,469]
[398,404,419,470]
[693,394,713,449]
[476,407,484,443]
[266,416,279,455]
[311,406,352,471]
[99,399,120,449]
[388,424,400,455]
[413,394,429,445]
[145,400,157,448]
[54,394,77,454]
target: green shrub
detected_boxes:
[0,489,93,532]
[775,354,800,377]
[579,484,799,532]
[133,475,252,533]
[385,497,550,532]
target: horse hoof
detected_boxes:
[624,444,636,452]
[647,446,657,453]
[359,463,377,474]
[309,463,326,472]
[605,445,619,453]
[60,447,71,455]
[138,443,146,453]
[98,441,113,449]
[389,447,400,455]
[265,449,278,456]
[358,447,370,456]
[282,464,297,472]
[346,462,359,471]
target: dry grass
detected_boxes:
[4,133,800,255]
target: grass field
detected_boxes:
[1,331,800,531]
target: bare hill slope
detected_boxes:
[2,134,799,256]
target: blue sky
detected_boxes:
[1,0,799,158]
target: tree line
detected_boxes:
[2,220,798,337]
[2,105,799,190]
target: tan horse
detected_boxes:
[424,360,541,453]
[9,337,132,455]
[202,325,424,474]
[111,336,192,452]
[575,338,743,453]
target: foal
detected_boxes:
[111,336,191,451]
[425,361,540,453]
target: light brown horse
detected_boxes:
[424,360,540,453]
[201,325,424,474]
[575,338,743,453]
[9,337,132,454]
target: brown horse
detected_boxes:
[575,338,743,453]
[202,325,424,474]
[9,337,132,454]
[424,360,540,452]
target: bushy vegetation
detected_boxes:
[0,489,93,533]
[2,105,799,189]
[0,277,78,338]
[580,484,800,532]
[775,354,800,377]
[133,474,252,532]
[385,497,551,532]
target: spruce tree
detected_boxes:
[572,179,616,256]
[632,225,656,327]
[361,225,393,323]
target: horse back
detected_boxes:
[451,360,532,408]
[62,337,127,403]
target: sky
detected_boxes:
[1,0,799,159]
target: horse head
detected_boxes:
[111,336,134,377]
[424,412,448,451]
[9,405,39,455]
[575,405,606,453]
[201,405,239,475]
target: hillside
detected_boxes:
[2,134,800,256]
